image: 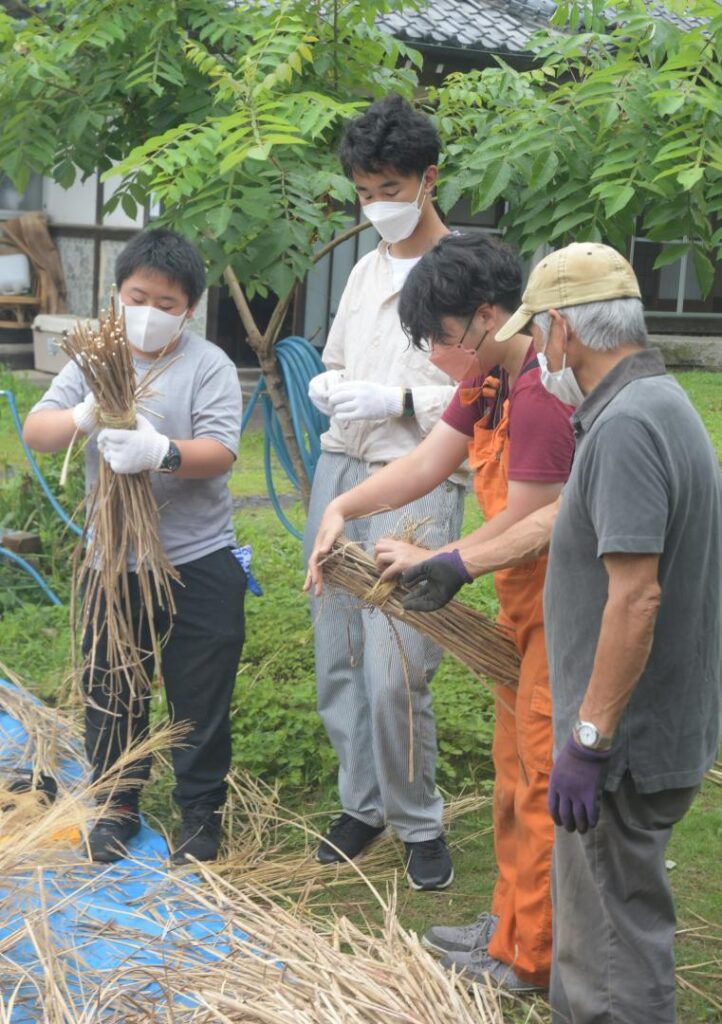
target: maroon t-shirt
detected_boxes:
[441,346,575,482]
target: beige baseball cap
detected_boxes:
[495,242,642,342]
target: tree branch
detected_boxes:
[222,264,263,349]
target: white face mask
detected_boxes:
[537,348,585,408]
[122,304,187,354]
[361,175,428,244]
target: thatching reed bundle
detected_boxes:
[60,295,179,696]
[320,537,520,690]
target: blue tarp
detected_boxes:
[0,678,266,1021]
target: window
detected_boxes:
[0,174,43,218]
[630,236,722,317]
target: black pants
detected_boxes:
[83,547,246,812]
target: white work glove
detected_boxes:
[308,369,346,416]
[71,393,98,434]
[96,414,170,474]
[328,381,404,422]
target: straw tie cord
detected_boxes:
[96,403,138,430]
[97,413,170,474]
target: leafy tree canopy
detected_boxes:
[431,0,722,292]
[0,0,421,301]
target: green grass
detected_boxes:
[673,370,722,455]
[1,363,720,1021]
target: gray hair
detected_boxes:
[533,297,648,352]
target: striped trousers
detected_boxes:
[304,452,465,842]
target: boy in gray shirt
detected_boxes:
[24,228,245,864]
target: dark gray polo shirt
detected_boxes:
[544,348,722,793]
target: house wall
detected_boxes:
[1,172,207,335]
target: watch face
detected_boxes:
[577,723,598,747]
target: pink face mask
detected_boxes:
[428,328,489,383]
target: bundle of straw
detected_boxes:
[60,295,179,696]
[320,537,520,690]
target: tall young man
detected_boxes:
[307,233,575,991]
[24,228,246,865]
[304,95,465,890]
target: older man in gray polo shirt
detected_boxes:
[401,243,721,1023]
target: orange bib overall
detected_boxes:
[464,374,554,987]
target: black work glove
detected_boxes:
[401,550,473,612]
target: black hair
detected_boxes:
[338,93,440,179]
[398,233,523,348]
[115,227,206,306]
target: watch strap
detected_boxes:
[402,387,415,418]
[159,440,182,473]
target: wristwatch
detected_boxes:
[159,440,182,474]
[573,719,613,751]
[402,387,415,418]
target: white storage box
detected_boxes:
[0,252,31,294]
[32,314,94,375]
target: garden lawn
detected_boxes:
[0,364,720,1021]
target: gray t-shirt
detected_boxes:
[31,329,242,568]
[544,348,722,793]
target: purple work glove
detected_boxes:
[548,734,611,833]
[401,550,473,612]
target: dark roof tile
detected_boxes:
[380,0,718,55]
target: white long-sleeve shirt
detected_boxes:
[320,241,466,483]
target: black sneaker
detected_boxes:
[404,834,454,891]
[316,813,385,865]
[87,806,141,863]
[171,805,222,864]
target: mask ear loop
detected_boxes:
[416,168,433,212]
[559,318,570,373]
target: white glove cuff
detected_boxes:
[149,432,171,471]
[72,398,97,434]
[386,387,404,418]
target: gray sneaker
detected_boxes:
[441,946,547,994]
[422,912,498,955]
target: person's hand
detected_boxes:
[303,505,346,596]
[308,370,345,417]
[400,550,473,612]
[97,414,170,474]
[547,734,612,833]
[328,381,403,422]
[71,393,98,434]
[375,537,430,581]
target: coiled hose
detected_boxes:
[240,336,328,540]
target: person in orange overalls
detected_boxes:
[306,233,575,993]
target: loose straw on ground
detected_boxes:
[320,537,520,690]
[60,295,179,699]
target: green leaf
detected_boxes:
[653,242,689,269]
[604,184,635,217]
[121,192,137,219]
[530,151,559,190]
[692,248,715,297]
[654,91,686,116]
[677,166,704,190]
[478,161,512,207]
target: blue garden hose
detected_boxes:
[241,336,328,540]
[0,389,81,537]
[0,545,61,605]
